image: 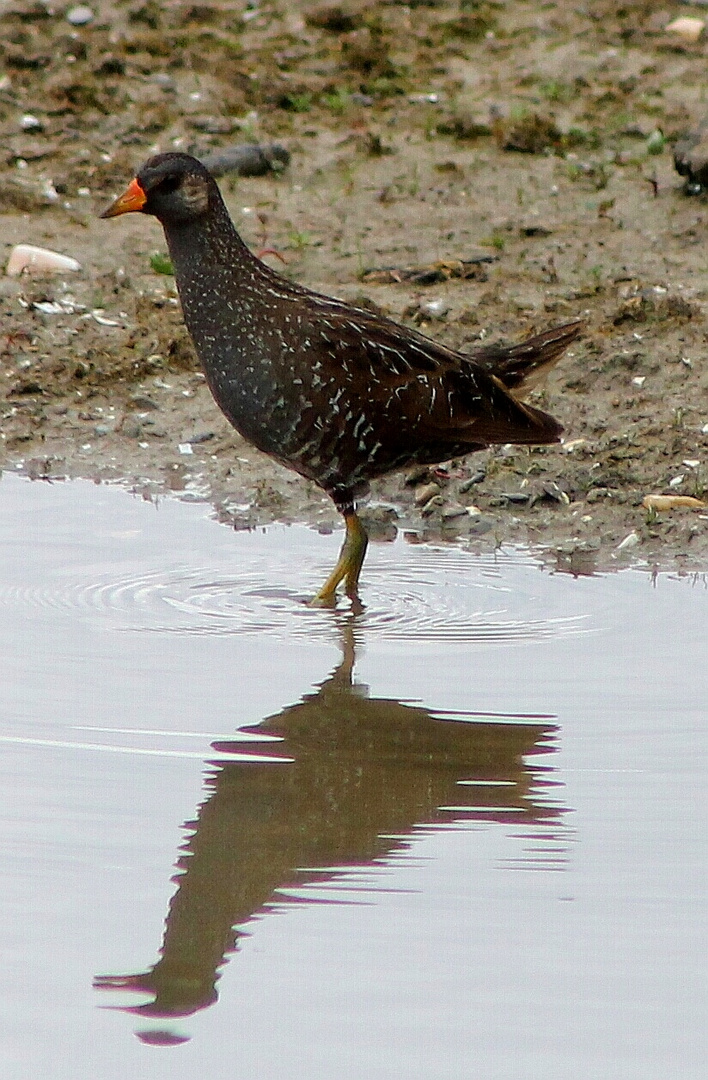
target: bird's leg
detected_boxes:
[311,509,369,608]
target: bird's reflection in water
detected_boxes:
[94,621,565,1026]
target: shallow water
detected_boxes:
[0,474,705,1079]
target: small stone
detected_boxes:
[419,299,449,320]
[66,5,94,26]
[459,470,485,493]
[361,503,398,525]
[20,114,43,133]
[441,504,468,520]
[646,129,665,156]
[188,116,236,136]
[468,515,492,535]
[129,394,160,411]
[541,481,570,505]
[122,418,143,439]
[199,144,291,179]
[405,465,430,486]
[151,73,176,91]
[414,481,440,506]
[520,222,552,237]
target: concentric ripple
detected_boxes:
[0,475,597,644]
[0,530,591,648]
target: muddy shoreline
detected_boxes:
[2,1,707,573]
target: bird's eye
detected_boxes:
[156,175,180,195]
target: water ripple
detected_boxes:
[0,530,592,645]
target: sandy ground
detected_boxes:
[2,0,708,574]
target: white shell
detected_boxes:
[616,531,639,551]
[665,17,705,42]
[642,494,706,511]
[6,244,82,277]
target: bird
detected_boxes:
[101,152,581,606]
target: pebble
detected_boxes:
[418,299,449,321]
[66,5,94,25]
[361,504,398,525]
[459,470,485,493]
[405,464,430,485]
[20,114,43,132]
[6,245,82,276]
[122,418,143,439]
[468,515,492,535]
[441,504,468,520]
[542,481,570,505]
[189,116,236,136]
[520,222,553,237]
[645,129,665,156]
[129,394,159,411]
[151,73,176,91]
[414,481,440,506]
[199,144,291,179]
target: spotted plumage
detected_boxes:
[102,152,581,605]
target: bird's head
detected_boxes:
[100,153,213,224]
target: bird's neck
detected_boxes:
[158,197,301,447]
[162,198,270,298]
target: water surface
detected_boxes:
[0,474,704,1078]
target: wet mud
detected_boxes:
[2,0,708,569]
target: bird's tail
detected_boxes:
[471,320,583,396]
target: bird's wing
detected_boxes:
[304,301,563,445]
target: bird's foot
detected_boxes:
[309,509,368,610]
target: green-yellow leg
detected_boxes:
[311,510,369,607]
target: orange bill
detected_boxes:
[100,177,147,218]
